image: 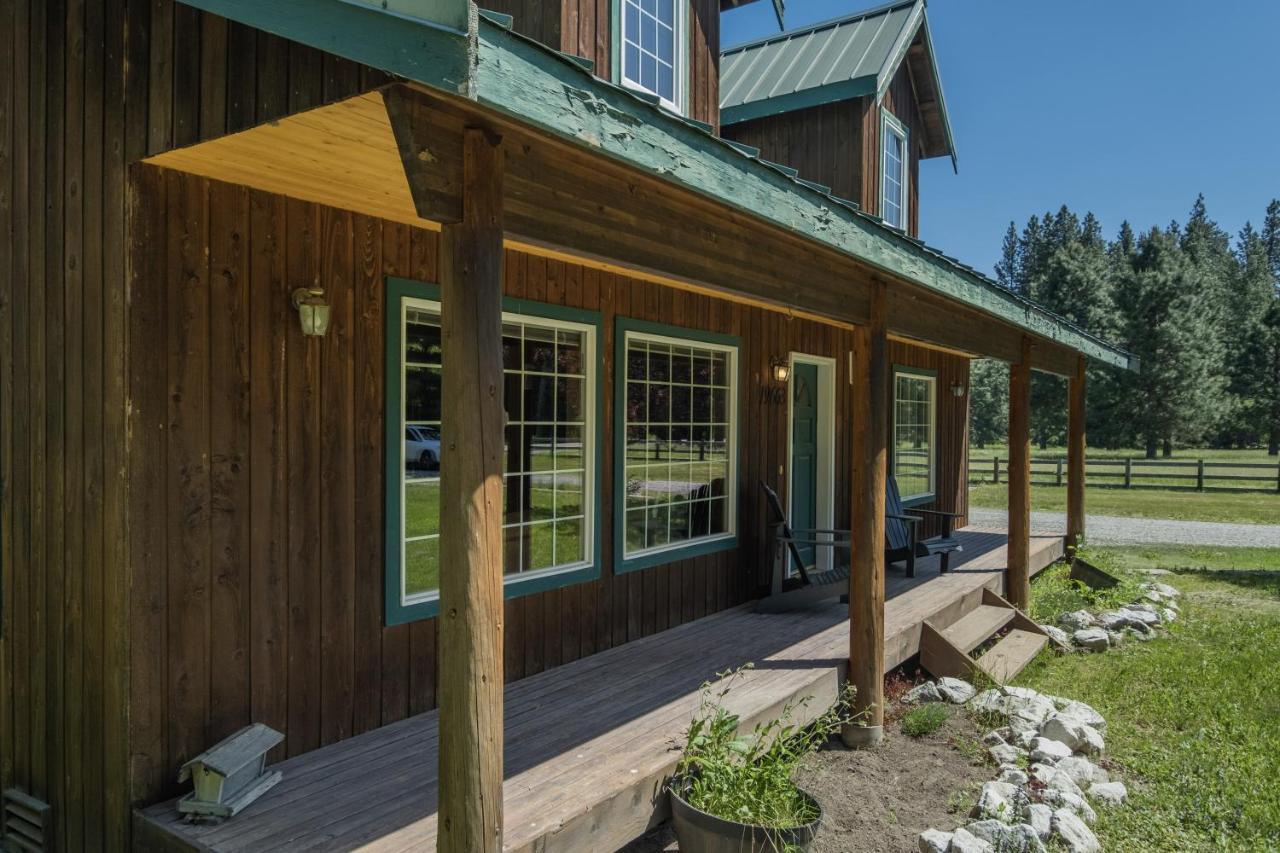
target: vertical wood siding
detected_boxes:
[126,168,970,816]
[880,61,924,238]
[719,99,863,203]
[0,2,391,849]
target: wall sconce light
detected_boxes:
[770,357,791,383]
[951,381,967,398]
[292,287,331,337]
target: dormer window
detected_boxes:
[621,0,684,111]
[880,113,908,230]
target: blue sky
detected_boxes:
[723,0,1280,276]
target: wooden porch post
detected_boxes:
[437,128,506,853]
[843,282,887,748]
[1066,355,1087,550]
[1006,336,1033,610]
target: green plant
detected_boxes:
[900,702,950,737]
[674,666,855,831]
[1026,551,1144,624]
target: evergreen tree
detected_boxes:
[968,359,1009,449]
[995,222,1020,290]
[1221,224,1276,446]
[1261,200,1280,454]
[1112,228,1226,457]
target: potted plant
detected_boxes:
[669,667,855,852]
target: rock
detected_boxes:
[1106,630,1125,646]
[1119,606,1160,627]
[1138,568,1173,576]
[918,828,953,853]
[905,681,943,704]
[1161,607,1178,623]
[1029,737,1073,763]
[989,743,1026,766]
[1040,715,1105,755]
[1141,589,1164,604]
[937,677,978,704]
[1013,728,1037,749]
[1056,756,1109,786]
[1126,601,1158,615]
[981,729,1006,747]
[948,826,994,853]
[1030,763,1085,799]
[1088,781,1128,807]
[1023,803,1053,840]
[971,781,1024,823]
[1058,610,1097,631]
[969,688,1057,735]
[1128,627,1154,641]
[1038,788,1097,824]
[1147,581,1180,598]
[1166,598,1180,612]
[1072,628,1109,652]
[1125,618,1153,636]
[1051,808,1101,853]
[999,766,1029,786]
[1057,700,1107,735]
[963,820,1045,853]
[1096,610,1136,632]
[1039,624,1072,648]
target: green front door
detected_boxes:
[790,362,819,571]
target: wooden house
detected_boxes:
[0,0,1135,850]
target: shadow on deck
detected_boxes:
[135,528,1064,853]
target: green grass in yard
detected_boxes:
[970,445,1280,464]
[1016,546,1280,851]
[967,483,1280,525]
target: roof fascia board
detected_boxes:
[917,17,959,172]
[873,0,923,102]
[472,22,1132,369]
[720,77,877,125]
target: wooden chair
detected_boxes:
[885,474,962,578]
[756,482,851,613]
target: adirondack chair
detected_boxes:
[885,474,963,578]
[756,482,851,613]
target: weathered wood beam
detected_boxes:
[1006,336,1033,609]
[437,127,505,853]
[844,282,888,748]
[1066,355,1087,550]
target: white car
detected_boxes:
[405,425,441,470]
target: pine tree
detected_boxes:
[995,222,1020,290]
[968,359,1009,449]
[1222,224,1276,446]
[1261,200,1280,454]
[1112,228,1226,457]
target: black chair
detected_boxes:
[756,482,851,613]
[885,475,962,577]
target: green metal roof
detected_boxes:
[175,0,1133,372]
[719,0,956,168]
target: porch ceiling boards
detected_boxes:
[135,528,1065,853]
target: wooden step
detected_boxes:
[941,604,1016,653]
[976,629,1050,684]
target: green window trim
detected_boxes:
[891,363,937,507]
[613,316,741,574]
[384,276,605,626]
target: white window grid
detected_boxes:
[621,0,682,111]
[399,297,596,607]
[893,372,935,501]
[622,331,737,559]
[881,116,907,229]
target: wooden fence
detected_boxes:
[970,456,1280,494]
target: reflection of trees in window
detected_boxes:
[893,372,935,501]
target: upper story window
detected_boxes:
[892,367,936,503]
[621,0,683,111]
[386,279,601,625]
[881,113,908,230]
[617,320,739,571]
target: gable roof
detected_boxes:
[719,0,956,167]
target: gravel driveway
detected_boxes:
[966,507,1280,549]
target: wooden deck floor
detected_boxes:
[136,528,1064,853]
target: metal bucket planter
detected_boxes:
[669,782,822,853]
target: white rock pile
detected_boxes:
[1043,582,1181,653]
[913,682,1129,853]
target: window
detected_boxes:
[892,368,936,503]
[881,113,908,230]
[620,0,683,110]
[617,320,739,571]
[386,279,601,624]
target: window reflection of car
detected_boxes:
[405,426,441,470]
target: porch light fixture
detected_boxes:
[770,357,791,383]
[951,381,966,398]
[292,287,331,337]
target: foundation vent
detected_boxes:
[2,788,50,853]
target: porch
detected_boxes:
[135,528,1064,853]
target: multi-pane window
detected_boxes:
[622,331,736,559]
[893,370,935,502]
[881,116,907,229]
[621,0,681,110]
[396,297,596,609]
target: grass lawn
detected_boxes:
[1017,546,1280,851]
[967,483,1280,525]
[970,445,1280,464]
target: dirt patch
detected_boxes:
[622,706,990,853]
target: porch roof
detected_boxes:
[176,0,1136,374]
